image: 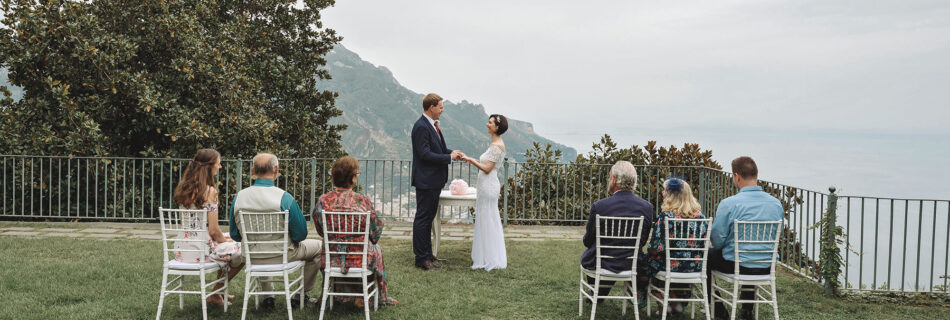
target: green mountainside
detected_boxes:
[1,47,577,161]
[320,45,576,162]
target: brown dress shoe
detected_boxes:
[415,260,441,270]
[430,255,448,263]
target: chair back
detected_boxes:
[594,215,645,272]
[237,210,291,268]
[320,211,372,271]
[732,220,782,275]
[158,207,212,267]
[663,217,712,274]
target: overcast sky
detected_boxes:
[322,0,949,151]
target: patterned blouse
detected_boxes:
[640,211,708,278]
[312,189,384,272]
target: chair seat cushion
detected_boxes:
[656,271,703,279]
[248,261,304,272]
[165,260,221,270]
[711,270,774,281]
[326,267,373,276]
[582,267,634,277]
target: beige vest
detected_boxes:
[232,185,294,262]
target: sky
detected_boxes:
[321,0,950,198]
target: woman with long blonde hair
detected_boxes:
[637,178,707,313]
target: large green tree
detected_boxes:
[0,0,344,158]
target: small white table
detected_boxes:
[432,190,476,257]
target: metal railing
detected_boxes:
[1,154,947,294]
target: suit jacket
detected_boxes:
[581,190,654,273]
[411,115,453,190]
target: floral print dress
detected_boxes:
[640,211,708,298]
[174,203,240,271]
[313,189,395,305]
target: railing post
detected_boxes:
[235,161,243,191]
[310,158,317,215]
[503,158,509,227]
[823,186,839,296]
[699,167,706,214]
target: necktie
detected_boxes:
[434,120,441,135]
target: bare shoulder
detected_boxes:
[492,143,506,152]
[204,185,219,202]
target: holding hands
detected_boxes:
[450,150,478,165]
[451,150,467,161]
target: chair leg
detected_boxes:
[363,276,371,320]
[693,285,699,320]
[578,271,584,316]
[241,275,252,320]
[199,271,209,320]
[661,280,670,320]
[622,282,627,316]
[319,273,330,320]
[589,276,600,320]
[771,281,780,320]
[156,269,169,320]
[730,282,740,320]
[298,266,305,310]
[178,276,185,310]
[284,272,293,320]
[701,279,711,320]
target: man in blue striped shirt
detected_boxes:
[707,156,784,319]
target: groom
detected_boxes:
[411,93,464,271]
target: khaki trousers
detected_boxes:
[253,239,322,293]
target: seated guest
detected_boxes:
[581,161,654,300]
[313,156,398,306]
[173,148,244,307]
[708,156,784,320]
[228,153,321,309]
[638,178,707,312]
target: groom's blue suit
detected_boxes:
[411,115,453,263]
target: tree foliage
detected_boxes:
[502,134,723,223]
[0,0,344,158]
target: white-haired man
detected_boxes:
[228,153,321,309]
[580,161,654,302]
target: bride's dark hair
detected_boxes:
[490,114,508,135]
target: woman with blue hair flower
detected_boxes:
[638,178,707,313]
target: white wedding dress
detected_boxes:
[471,144,507,271]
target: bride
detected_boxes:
[463,114,509,271]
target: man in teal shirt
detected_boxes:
[708,156,784,319]
[229,153,320,309]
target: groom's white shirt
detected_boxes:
[422,113,438,132]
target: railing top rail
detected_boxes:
[836,195,950,202]
[2,154,947,202]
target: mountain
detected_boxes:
[319,45,576,162]
[1,49,577,162]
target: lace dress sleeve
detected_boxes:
[486,145,505,163]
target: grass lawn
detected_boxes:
[0,235,947,319]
